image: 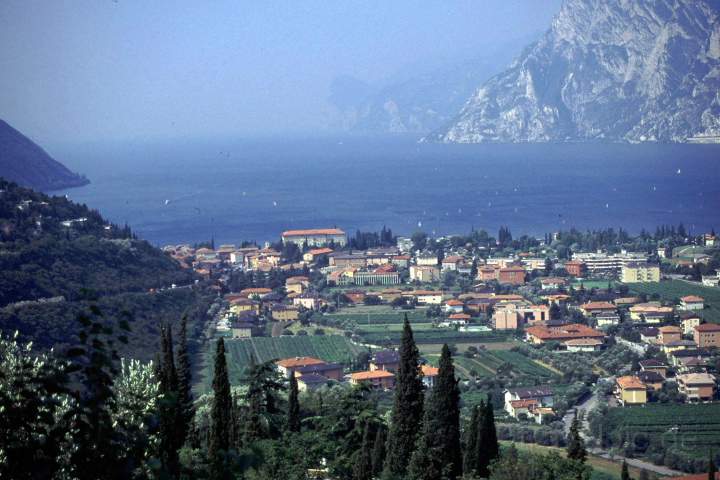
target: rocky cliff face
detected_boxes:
[429,0,720,143]
[0,119,88,191]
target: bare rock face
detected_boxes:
[429,0,720,143]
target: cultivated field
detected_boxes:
[628,280,720,323]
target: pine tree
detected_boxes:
[209,338,232,480]
[566,412,587,463]
[621,460,630,480]
[371,426,386,478]
[463,402,482,475]
[353,422,373,480]
[287,371,301,433]
[383,314,425,479]
[176,316,194,445]
[408,344,462,480]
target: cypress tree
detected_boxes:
[709,454,717,480]
[161,324,178,391]
[176,316,194,445]
[566,412,587,463]
[371,426,386,478]
[639,470,650,480]
[463,402,482,475]
[209,338,232,480]
[158,324,180,478]
[480,397,499,473]
[287,371,301,433]
[621,460,630,480]
[384,314,424,478]
[408,344,462,480]
[353,422,373,480]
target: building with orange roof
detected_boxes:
[240,287,273,298]
[680,295,704,311]
[579,301,617,317]
[444,298,465,313]
[694,323,720,348]
[303,247,334,262]
[563,260,586,277]
[421,364,439,388]
[658,325,683,345]
[498,266,526,285]
[525,324,605,344]
[281,228,346,247]
[615,376,647,405]
[276,357,326,377]
[350,370,395,389]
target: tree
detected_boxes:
[287,371,300,433]
[639,470,650,480]
[384,315,425,478]
[411,231,428,251]
[158,324,180,478]
[209,338,232,480]
[621,460,630,480]
[709,454,717,480]
[176,316,194,446]
[371,426,386,478]
[353,421,373,480]
[463,402,482,475]
[408,344,462,480]
[566,412,587,463]
[477,397,499,477]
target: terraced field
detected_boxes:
[200,335,367,390]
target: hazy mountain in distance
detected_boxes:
[428,0,720,144]
[327,37,534,135]
[0,119,88,191]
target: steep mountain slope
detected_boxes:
[430,0,720,143]
[0,119,89,190]
[0,179,206,360]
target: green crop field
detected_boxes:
[570,279,615,290]
[447,350,557,380]
[603,403,720,459]
[627,280,720,323]
[199,335,367,391]
[321,306,431,326]
[491,350,558,377]
[356,323,437,334]
[359,330,508,345]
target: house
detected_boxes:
[637,371,664,391]
[525,324,605,344]
[564,338,604,352]
[228,297,260,315]
[694,323,720,348]
[391,254,411,268]
[276,357,327,378]
[231,322,255,338]
[444,299,465,314]
[295,362,345,381]
[681,315,701,335]
[614,297,642,308]
[240,287,273,299]
[639,359,668,378]
[329,253,367,268]
[350,370,395,389]
[441,255,464,272]
[504,386,554,415]
[639,327,659,344]
[303,247,334,263]
[677,373,716,401]
[493,304,524,330]
[669,349,712,370]
[412,290,443,305]
[628,303,674,323]
[416,252,439,266]
[563,260,586,277]
[498,266,526,285]
[296,373,330,392]
[657,325,683,345]
[293,293,323,310]
[662,339,696,354]
[477,266,499,281]
[442,313,470,327]
[615,376,647,405]
[702,275,720,287]
[595,313,621,329]
[370,350,400,372]
[270,304,299,321]
[285,276,310,294]
[421,364,439,388]
[680,295,704,311]
[620,263,660,283]
[343,290,367,304]
[579,301,617,317]
[409,265,440,283]
[540,277,568,290]
[281,228,347,247]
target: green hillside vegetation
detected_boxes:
[0,178,206,361]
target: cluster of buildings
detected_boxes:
[274,350,438,392]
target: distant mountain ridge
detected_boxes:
[0,119,89,191]
[428,0,720,143]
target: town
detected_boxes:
[162,225,720,477]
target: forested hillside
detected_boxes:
[0,178,208,361]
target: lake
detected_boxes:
[55,136,720,246]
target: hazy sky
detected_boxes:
[0,1,561,147]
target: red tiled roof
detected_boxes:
[351,370,394,380]
[276,357,326,368]
[526,324,605,341]
[696,323,720,332]
[282,228,345,237]
[616,375,646,390]
[681,295,704,303]
[421,365,438,377]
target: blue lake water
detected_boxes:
[55,136,720,246]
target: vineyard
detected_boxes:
[448,349,558,379]
[321,306,430,326]
[200,335,367,390]
[603,403,720,459]
[359,329,508,345]
[628,280,720,323]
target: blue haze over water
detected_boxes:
[56,137,720,246]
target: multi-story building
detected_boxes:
[677,373,716,401]
[409,265,440,283]
[564,260,586,277]
[573,251,648,275]
[620,262,661,283]
[281,228,347,247]
[694,323,720,348]
[615,376,647,405]
[350,271,401,286]
[416,252,439,266]
[498,266,526,285]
